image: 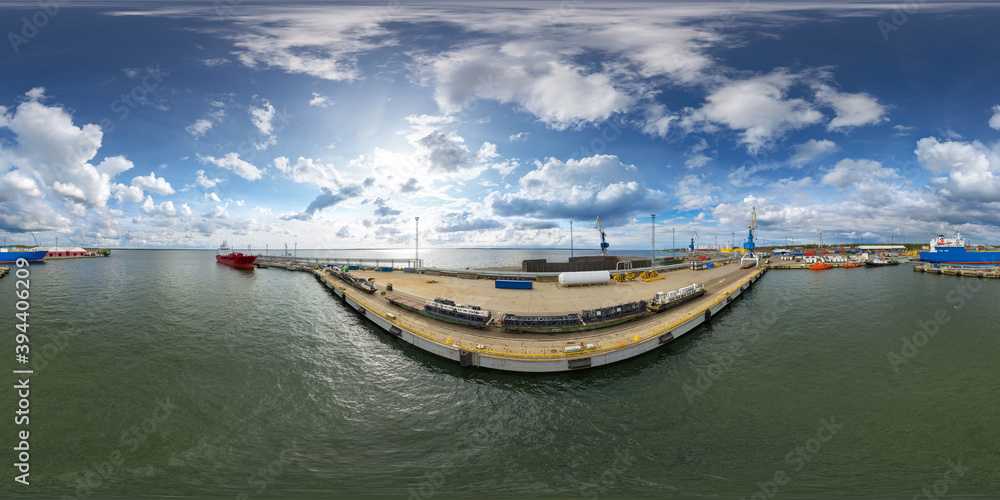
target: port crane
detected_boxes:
[740,206,760,268]
[596,216,610,257]
[689,231,698,255]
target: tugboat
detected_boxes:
[808,262,833,270]
[865,258,899,267]
[216,242,257,269]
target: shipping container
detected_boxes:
[496,279,532,290]
[379,267,393,272]
[347,265,360,270]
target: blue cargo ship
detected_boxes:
[0,248,48,264]
[919,234,1000,265]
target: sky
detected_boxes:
[2,1,1000,250]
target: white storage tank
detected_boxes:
[558,270,611,287]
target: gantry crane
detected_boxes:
[596,216,610,257]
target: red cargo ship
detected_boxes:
[216,242,257,269]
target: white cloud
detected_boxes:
[914,136,1000,203]
[814,84,887,130]
[0,88,135,231]
[203,203,229,218]
[112,184,144,204]
[990,105,1000,130]
[185,118,213,137]
[821,158,899,191]
[201,57,230,67]
[424,43,630,129]
[690,70,824,153]
[138,195,179,217]
[309,92,333,108]
[198,153,263,180]
[476,142,498,163]
[195,169,223,188]
[508,132,529,142]
[248,98,276,150]
[788,139,838,167]
[486,154,663,221]
[205,192,221,203]
[131,172,175,195]
[674,174,720,209]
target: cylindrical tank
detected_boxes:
[558,270,611,286]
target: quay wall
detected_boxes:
[312,265,768,373]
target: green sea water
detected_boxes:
[0,250,997,499]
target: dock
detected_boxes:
[913,263,1000,278]
[308,262,767,372]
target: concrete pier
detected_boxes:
[913,263,1000,278]
[311,262,768,372]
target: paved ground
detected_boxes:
[324,263,761,358]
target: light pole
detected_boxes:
[414,217,420,265]
[570,220,574,258]
[672,227,675,256]
[651,214,656,263]
[294,242,297,258]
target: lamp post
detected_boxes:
[672,227,675,256]
[414,216,420,265]
[570,220,574,258]
[651,214,656,263]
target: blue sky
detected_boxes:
[2,1,1000,250]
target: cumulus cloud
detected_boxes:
[131,172,175,195]
[486,154,663,221]
[195,169,223,188]
[424,43,630,129]
[198,152,263,180]
[0,88,135,231]
[138,195,180,217]
[111,184,144,204]
[990,105,1000,130]
[821,158,899,190]
[185,118,213,137]
[814,84,887,130]
[205,192,222,203]
[688,70,824,153]
[417,131,471,172]
[309,92,333,108]
[788,139,838,167]
[914,136,1000,203]
[249,97,276,150]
